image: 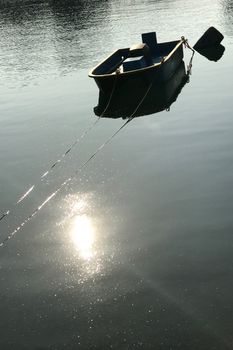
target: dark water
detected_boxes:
[0,1,233,349]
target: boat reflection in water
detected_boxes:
[194,43,225,62]
[94,60,191,119]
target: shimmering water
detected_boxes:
[0,1,233,349]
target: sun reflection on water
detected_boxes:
[57,192,113,281]
[71,214,95,260]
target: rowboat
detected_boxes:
[89,32,184,94]
[94,60,189,119]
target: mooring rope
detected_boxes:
[0,119,130,248]
[0,73,118,224]
[0,76,154,248]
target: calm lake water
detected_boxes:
[0,0,233,349]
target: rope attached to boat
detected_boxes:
[0,74,119,225]
[0,75,153,247]
[181,36,195,54]
[181,36,195,79]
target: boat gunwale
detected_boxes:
[88,40,183,78]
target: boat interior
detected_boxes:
[90,32,180,76]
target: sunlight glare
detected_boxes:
[71,214,95,259]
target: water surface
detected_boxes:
[0,1,233,349]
